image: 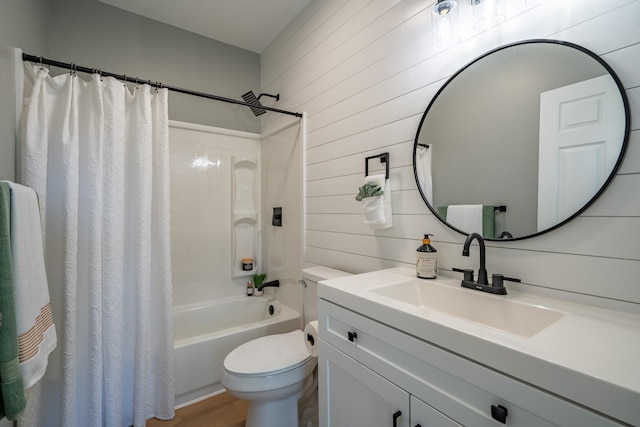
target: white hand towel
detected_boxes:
[416,145,433,205]
[362,174,393,229]
[446,204,483,235]
[3,181,57,389]
[381,178,393,229]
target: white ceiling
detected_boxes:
[98,0,312,53]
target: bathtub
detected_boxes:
[174,296,300,407]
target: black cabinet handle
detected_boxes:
[491,404,508,424]
[392,410,402,427]
[414,425,422,427]
[348,331,358,342]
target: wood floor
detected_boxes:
[146,392,248,427]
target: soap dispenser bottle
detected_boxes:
[247,280,254,296]
[416,234,437,279]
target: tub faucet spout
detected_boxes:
[257,279,280,291]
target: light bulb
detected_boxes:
[434,0,457,16]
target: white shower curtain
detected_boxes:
[416,144,433,205]
[19,64,175,427]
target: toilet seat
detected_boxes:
[224,330,312,376]
[222,330,317,394]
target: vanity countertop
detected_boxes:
[318,267,640,425]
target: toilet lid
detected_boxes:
[224,330,312,376]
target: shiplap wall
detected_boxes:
[260,0,640,311]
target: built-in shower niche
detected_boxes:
[231,157,260,278]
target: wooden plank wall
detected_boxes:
[260,0,640,311]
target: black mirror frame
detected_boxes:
[413,39,631,241]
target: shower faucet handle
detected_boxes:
[272,207,282,226]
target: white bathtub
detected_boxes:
[174,296,300,407]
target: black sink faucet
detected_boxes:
[257,279,280,292]
[462,233,488,285]
[456,232,520,295]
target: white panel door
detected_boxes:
[537,75,624,231]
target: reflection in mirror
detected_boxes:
[414,40,629,241]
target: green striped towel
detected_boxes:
[0,182,26,420]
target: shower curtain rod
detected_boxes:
[22,53,303,118]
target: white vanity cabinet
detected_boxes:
[320,340,460,427]
[320,341,411,427]
[318,299,623,427]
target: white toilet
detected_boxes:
[222,266,351,427]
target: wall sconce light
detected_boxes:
[432,0,459,45]
[472,0,506,31]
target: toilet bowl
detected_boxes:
[222,266,351,427]
[222,330,317,427]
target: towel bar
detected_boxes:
[365,152,389,179]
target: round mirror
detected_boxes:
[413,39,630,241]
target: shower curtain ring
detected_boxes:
[38,56,48,71]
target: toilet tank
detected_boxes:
[301,266,352,325]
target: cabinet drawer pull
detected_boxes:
[348,331,358,342]
[392,410,402,427]
[414,425,422,427]
[491,404,508,424]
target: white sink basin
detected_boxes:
[371,279,564,337]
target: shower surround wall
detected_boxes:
[169,122,261,307]
[260,0,640,311]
